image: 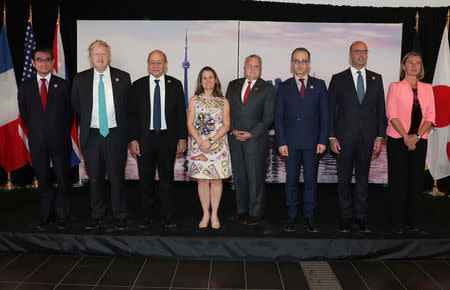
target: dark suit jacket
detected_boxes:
[71,67,131,150]
[225,77,275,150]
[328,68,386,145]
[128,75,187,153]
[275,76,329,150]
[18,74,72,150]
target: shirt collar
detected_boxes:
[350,66,366,76]
[94,66,110,79]
[36,73,51,83]
[294,74,308,83]
[150,74,165,83]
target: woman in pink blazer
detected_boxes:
[385,51,435,234]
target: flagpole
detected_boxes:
[24,4,39,190]
[415,11,419,33]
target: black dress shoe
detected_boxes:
[338,221,352,233]
[35,219,50,232]
[283,217,296,232]
[304,218,319,233]
[355,220,372,233]
[115,218,128,231]
[405,225,425,234]
[55,218,68,230]
[137,217,152,229]
[162,215,177,228]
[230,212,248,222]
[85,218,102,230]
[391,226,404,234]
[244,216,263,226]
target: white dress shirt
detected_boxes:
[37,73,51,91]
[294,75,308,92]
[90,66,117,129]
[149,74,167,130]
[241,78,256,102]
[350,66,367,95]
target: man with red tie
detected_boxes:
[225,55,275,225]
[274,47,329,232]
[18,47,72,231]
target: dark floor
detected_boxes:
[0,253,449,289]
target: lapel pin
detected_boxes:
[167,79,172,83]
[53,84,58,88]
[372,76,376,80]
[115,78,119,82]
[254,87,258,91]
[310,85,314,89]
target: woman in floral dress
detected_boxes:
[187,67,231,229]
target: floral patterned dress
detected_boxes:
[188,95,231,179]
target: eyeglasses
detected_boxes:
[35,58,53,63]
[352,49,368,55]
[292,59,310,65]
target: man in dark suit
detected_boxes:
[226,55,275,225]
[275,48,329,232]
[328,41,386,233]
[128,50,187,229]
[18,47,72,231]
[71,40,131,231]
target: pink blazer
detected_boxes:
[386,79,435,139]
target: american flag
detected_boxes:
[18,15,36,165]
[22,18,36,81]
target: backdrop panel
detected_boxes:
[77,20,402,183]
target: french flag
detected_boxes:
[52,10,81,167]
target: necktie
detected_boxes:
[243,81,252,104]
[356,71,365,104]
[299,78,305,99]
[98,74,109,137]
[40,78,47,111]
[153,79,161,131]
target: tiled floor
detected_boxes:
[0,254,449,289]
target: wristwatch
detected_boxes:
[416,134,421,140]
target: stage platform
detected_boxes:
[0,181,449,260]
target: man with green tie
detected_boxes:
[72,40,131,231]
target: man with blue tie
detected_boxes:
[72,40,131,231]
[328,41,386,233]
[128,50,187,229]
[275,48,329,232]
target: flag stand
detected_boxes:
[26,176,39,189]
[0,172,19,190]
[426,180,446,197]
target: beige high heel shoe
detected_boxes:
[211,216,220,229]
[198,214,210,229]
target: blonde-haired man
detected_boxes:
[72,40,131,231]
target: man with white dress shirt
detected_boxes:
[328,41,386,233]
[128,50,187,229]
[18,47,72,231]
[71,40,131,231]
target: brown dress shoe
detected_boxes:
[244,216,263,226]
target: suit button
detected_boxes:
[297,118,300,121]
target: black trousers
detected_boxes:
[336,134,374,223]
[387,136,427,228]
[29,132,71,220]
[137,130,176,219]
[84,128,127,220]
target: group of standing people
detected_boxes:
[18,39,435,234]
